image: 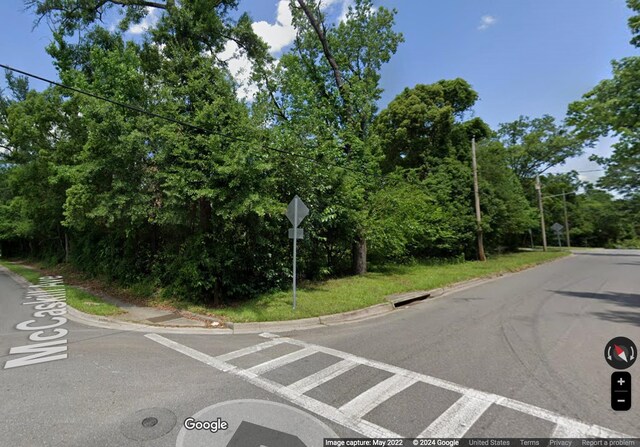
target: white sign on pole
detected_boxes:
[551,222,563,247]
[288,228,304,239]
[551,222,563,233]
[287,196,308,310]
[287,196,309,227]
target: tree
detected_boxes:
[567,57,640,196]
[21,0,289,302]
[496,115,583,183]
[0,75,81,260]
[373,80,486,257]
[567,0,640,197]
[476,141,536,249]
[260,0,403,275]
[375,79,488,172]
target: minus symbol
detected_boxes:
[617,399,626,403]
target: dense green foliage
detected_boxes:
[567,0,640,197]
[0,0,637,306]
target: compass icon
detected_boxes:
[605,337,637,370]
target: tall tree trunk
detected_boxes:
[199,198,212,233]
[64,232,69,263]
[213,277,222,307]
[352,234,367,275]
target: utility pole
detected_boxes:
[562,190,571,248]
[471,138,486,261]
[535,175,547,251]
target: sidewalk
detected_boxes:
[0,264,394,334]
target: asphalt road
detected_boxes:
[1,249,639,446]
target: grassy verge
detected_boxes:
[1,251,568,322]
[0,259,124,316]
[151,250,569,323]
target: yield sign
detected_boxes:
[286,196,309,227]
[551,222,563,233]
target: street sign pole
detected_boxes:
[287,196,308,311]
[292,200,298,310]
[551,222,564,249]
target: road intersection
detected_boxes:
[2,250,639,445]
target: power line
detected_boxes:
[0,63,364,175]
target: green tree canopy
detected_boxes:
[374,79,490,172]
[567,0,640,197]
[496,115,583,182]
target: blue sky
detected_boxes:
[0,0,637,182]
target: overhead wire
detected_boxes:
[1,64,609,191]
[0,63,365,176]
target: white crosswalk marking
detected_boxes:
[339,374,417,419]
[145,333,632,439]
[246,347,316,375]
[419,393,494,438]
[215,339,283,362]
[551,419,628,438]
[287,359,357,395]
[552,421,587,437]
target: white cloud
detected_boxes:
[478,15,497,31]
[251,0,296,55]
[222,0,353,100]
[218,41,258,101]
[251,0,353,54]
[128,7,160,35]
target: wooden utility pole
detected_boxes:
[562,190,571,248]
[471,138,486,261]
[535,175,547,251]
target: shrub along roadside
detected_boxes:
[0,259,124,316]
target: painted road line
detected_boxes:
[145,333,399,439]
[215,339,284,362]
[287,359,358,395]
[272,335,632,438]
[147,333,632,438]
[550,419,629,438]
[419,393,494,438]
[552,420,588,437]
[495,397,629,438]
[340,374,418,419]
[246,347,316,375]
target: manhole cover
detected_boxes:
[176,399,337,447]
[142,417,159,428]
[121,407,177,441]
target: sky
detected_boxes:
[0,0,638,184]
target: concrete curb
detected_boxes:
[1,253,572,335]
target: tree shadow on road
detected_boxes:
[549,289,640,327]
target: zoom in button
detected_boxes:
[611,372,631,411]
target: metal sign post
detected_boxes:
[286,196,309,310]
[551,222,564,248]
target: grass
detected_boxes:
[151,250,569,323]
[1,251,568,322]
[0,259,124,316]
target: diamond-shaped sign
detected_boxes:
[286,196,309,227]
[551,222,563,233]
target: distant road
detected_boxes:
[1,249,639,445]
